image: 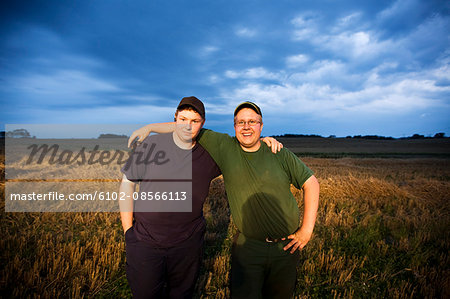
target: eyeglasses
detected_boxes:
[234,120,261,127]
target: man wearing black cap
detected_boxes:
[197,102,319,298]
[119,96,221,298]
[120,97,282,298]
[130,101,319,298]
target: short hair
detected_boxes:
[174,106,205,120]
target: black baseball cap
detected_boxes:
[234,101,262,117]
[177,96,205,119]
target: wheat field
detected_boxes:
[1,153,449,298]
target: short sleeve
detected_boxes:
[281,149,314,189]
[120,144,145,182]
[196,129,234,166]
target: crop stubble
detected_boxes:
[1,148,449,298]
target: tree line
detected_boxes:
[1,129,447,140]
[271,133,447,139]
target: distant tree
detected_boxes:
[6,129,32,138]
[363,135,378,139]
[362,135,394,140]
[328,135,336,138]
[271,133,325,138]
[433,132,445,138]
[283,134,303,138]
[410,134,425,139]
[98,133,128,138]
[345,134,394,140]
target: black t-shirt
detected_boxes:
[121,133,221,247]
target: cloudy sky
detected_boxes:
[1,0,449,137]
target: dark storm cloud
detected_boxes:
[1,0,449,136]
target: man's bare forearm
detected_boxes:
[283,175,320,252]
[128,122,176,147]
[300,175,320,234]
[142,122,176,134]
[119,175,136,233]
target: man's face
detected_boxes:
[174,109,205,143]
[234,108,263,152]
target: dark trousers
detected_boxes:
[125,226,203,299]
[231,233,300,299]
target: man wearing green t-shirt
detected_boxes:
[196,102,319,298]
[130,101,320,298]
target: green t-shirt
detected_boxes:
[197,129,313,240]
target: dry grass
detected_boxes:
[1,155,449,298]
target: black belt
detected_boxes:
[265,237,283,243]
[236,231,286,243]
